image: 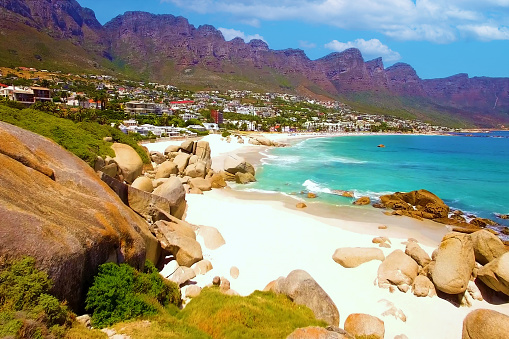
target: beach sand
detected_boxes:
[145,132,509,339]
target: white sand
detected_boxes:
[149,133,509,339]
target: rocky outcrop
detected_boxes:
[380,189,449,220]
[0,122,159,311]
[270,270,340,326]
[462,309,509,339]
[332,247,385,268]
[353,197,370,206]
[432,232,475,295]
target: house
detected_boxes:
[203,123,219,131]
[124,101,158,115]
[0,86,51,105]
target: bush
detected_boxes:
[86,261,181,328]
[221,130,231,138]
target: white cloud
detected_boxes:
[218,27,266,42]
[162,0,509,43]
[325,38,401,62]
[299,40,317,49]
[458,24,509,40]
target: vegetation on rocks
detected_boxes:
[0,104,150,166]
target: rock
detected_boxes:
[196,225,226,250]
[189,187,203,195]
[496,214,509,220]
[470,230,507,265]
[372,237,391,244]
[220,170,236,182]
[155,220,196,240]
[189,177,212,192]
[287,326,350,339]
[169,266,196,286]
[184,285,202,298]
[332,247,385,268]
[195,141,211,166]
[372,203,385,208]
[432,232,475,295]
[220,277,231,293]
[153,177,186,207]
[249,135,274,146]
[377,250,419,292]
[412,275,436,297]
[150,151,166,165]
[380,189,449,219]
[405,242,431,267]
[379,243,391,248]
[155,161,178,179]
[353,197,370,205]
[0,122,159,311]
[212,276,221,286]
[235,172,256,184]
[185,160,207,178]
[477,252,509,296]
[153,225,203,267]
[271,270,339,326]
[296,202,307,208]
[230,266,239,279]
[111,143,143,184]
[462,309,509,339]
[131,176,154,193]
[341,191,354,198]
[173,153,192,174]
[470,217,497,228]
[378,225,388,230]
[101,162,118,178]
[209,172,227,188]
[180,140,195,154]
[192,259,213,276]
[164,145,180,154]
[76,314,91,328]
[188,154,198,165]
[377,144,385,148]
[224,154,255,176]
[344,313,384,339]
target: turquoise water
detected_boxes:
[247,132,509,228]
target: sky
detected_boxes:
[79,0,509,79]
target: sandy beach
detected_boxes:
[145,132,509,339]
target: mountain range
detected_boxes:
[1,0,508,127]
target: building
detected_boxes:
[0,86,51,105]
[211,109,223,124]
[202,123,219,132]
[124,101,158,116]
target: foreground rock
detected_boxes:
[270,270,340,326]
[432,232,475,295]
[377,250,418,292]
[470,230,507,265]
[462,309,509,339]
[0,122,159,311]
[111,143,143,184]
[476,252,509,296]
[344,313,385,339]
[332,247,385,268]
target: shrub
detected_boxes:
[221,130,231,138]
[85,261,181,328]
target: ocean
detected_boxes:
[244,131,509,232]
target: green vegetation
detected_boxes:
[0,104,150,166]
[85,261,181,328]
[221,130,231,138]
[0,257,74,338]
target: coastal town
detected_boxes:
[0,66,455,138]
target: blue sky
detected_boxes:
[79,0,509,79]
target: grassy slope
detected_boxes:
[0,104,150,166]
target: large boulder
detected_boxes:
[173,153,192,174]
[344,314,384,339]
[412,275,436,297]
[249,135,274,147]
[432,232,475,295]
[209,172,227,189]
[131,176,154,193]
[332,247,385,268]
[152,177,187,219]
[195,141,211,166]
[224,154,255,176]
[151,223,203,267]
[470,230,507,265]
[377,250,419,292]
[353,197,370,206]
[164,144,180,155]
[155,161,178,179]
[150,151,166,165]
[185,160,207,178]
[111,143,143,184]
[462,309,509,339]
[380,189,449,219]
[270,270,340,326]
[477,252,509,296]
[405,242,431,267]
[189,177,212,192]
[235,172,256,184]
[0,122,159,311]
[180,140,195,154]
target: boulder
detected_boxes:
[196,225,226,250]
[477,252,509,296]
[100,162,118,178]
[462,309,509,339]
[343,313,384,339]
[169,266,196,286]
[221,170,236,182]
[412,275,436,297]
[185,160,207,178]
[155,161,178,179]
[0,122,159,311]
[195,141,211,164]
[150,151,166,165]
[235,172,256,184]
[154,227,203,267]
[287,327,350,339]
[188,154,198,165]
[353,196,371,205]
[470,218,497,228]
[224,154,255,176]
[189,177,212,192]
[184,285,202,298]
[380,189,449,219]
[173,153,192,174]
[470,230,507,265]
[230,266,240,279]
[270,270,340,326]
[249,135,274,146]
[154,220,196,240]
[192,259,213,276]
[209,172,227,188]
[332,248,385,268]
[307,192,317,198]
[153,177,186,207]
[405,242,431,267]
[164,145,180,155]
[341,191,354,198]
[180,140,195,154]
[377,250,419,292]
[432,232,475,295]
[296,202,307,209]
[111,143,143,184]
[131,176,154,193]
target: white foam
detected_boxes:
[302,179,332,194]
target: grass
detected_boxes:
[0,104,150,167]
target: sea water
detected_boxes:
[245,132,509,229]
